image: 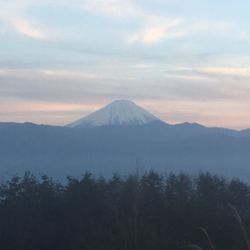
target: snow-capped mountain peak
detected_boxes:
[67,100,162,128]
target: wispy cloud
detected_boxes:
[128,16,184,45]
[197,67,250,77]
[0,2,49,40]
[11,20,48,40]
[165,66,250,79]
[0,0,248,45]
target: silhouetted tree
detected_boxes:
[0,171,249,250]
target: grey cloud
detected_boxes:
[0,68,248,106]
[1,63,250,116]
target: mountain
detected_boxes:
[1,100,250,182]
[67,100,161,128]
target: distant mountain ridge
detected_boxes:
[1,100,250,181]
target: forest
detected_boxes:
[0,171,250,250]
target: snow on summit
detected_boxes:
[67,100,161,128]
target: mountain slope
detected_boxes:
[1,100,250,181]
[67,100,161,128]
[1,121,250,181]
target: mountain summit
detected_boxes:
[67,100,162,128]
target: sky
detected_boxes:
[0,0,250,129]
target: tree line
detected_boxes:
[0,171,250,250]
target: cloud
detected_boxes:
[77,0,141,17]
[1,66,250,128]
[0,0,186,44]
[197,67,250,77]
[128,16,250,45]
[11,20,48,40]
[128,17,184,45]
[0,0,248,46]
[1,66,249,106]
[124,8,186,45]
[165,66,250,79]
[0,2,49,40]
[0,68,134,103]
[162,66,250,105]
